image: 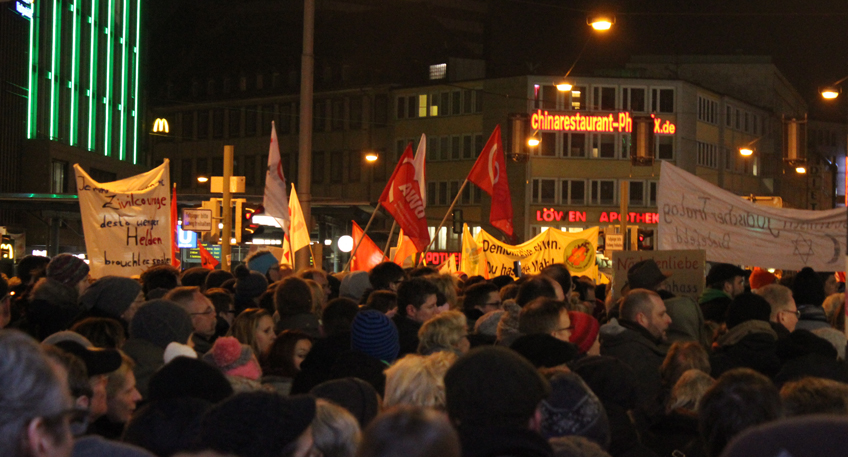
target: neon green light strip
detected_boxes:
[119,0,129,161]
[133,0,141,164]
[69,0,78,145]
[104,0,114,156]
[26,0,37,138]
[49,0,58,139]
[87,0,97,150]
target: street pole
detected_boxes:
[296,0,315,271]
[619,184,629,250]
[221,145,233,271]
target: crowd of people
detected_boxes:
[2,250,848,457]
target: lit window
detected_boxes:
[429,64,447,80]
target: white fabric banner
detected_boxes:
[74,161,172,278]
[657,161,847,271]
[263,121,291,230]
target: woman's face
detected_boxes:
[293,339,312,371]
[254,316,277,357]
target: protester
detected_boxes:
[244,250,283,283]
[698,263,748,324]
[139,265,180,300]
[312,399,361,457]
[88,352,142,439]
[515,275,564,307]
[384,351,457,410]
[792,267,829,332]
[77,276,144,329]
[27,253,90,340]
[780,376,848,416]
[262,330,313,395]
[202,336,268,393]
[709,292,781,379]
[393,278,441,356]
[275,276,320,338]
[233,264,269,315]
[519,298,573,342]
[71,317,127,349]
[164,287,219,354]
[229,308,277,364]
[310,378,380,428]
[756,283,799,334]
[368,262,407,292]
[417,310,470,355]
[356,407,461,457]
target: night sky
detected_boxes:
[147,0,848,119]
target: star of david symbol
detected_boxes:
[792,234,814,264]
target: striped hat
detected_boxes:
[351,309,399,363]
[47,254,90,287]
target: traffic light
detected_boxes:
[637,228,654,250]
[237,204,263,244]
[452,209,463,234]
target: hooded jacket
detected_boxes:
[599,318,666,409]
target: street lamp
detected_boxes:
[197,176,209,183]
[820,75,848,99]
[556,14,616,91]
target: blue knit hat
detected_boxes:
[246,251,278,276]
[350,309,399,363]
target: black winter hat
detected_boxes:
[310,377,380,427]
[705,263,749,285]
[444,346,550,428]
[148,356,234,404]
[129,299,193,349]
[725,292,772,329]
[234,264,268,299]
[540,372,611,449]
[510,334,579,368]
[180,267,211,288]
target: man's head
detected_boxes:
[462,282,501,315]
[397,278,440,324]
[518,298,572,342]
[0,330,75,457]
[515,275,564,307]
[299,269,330,301]
[725,292,773,329]
[140,264,180,299]
[444,346,550,430]
[48,337,122,422]
[540,263,573,302]
[165,286,218,338]
[627,259,671,291]
[706,263,748,298]
[620,289,671,342]
[756,284,798,332]
[369,262,406,292]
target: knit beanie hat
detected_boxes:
[129,299,194,349]
[568,311,600,354]
[234,264,269,299]
[350,309,400,363]
[148,356,234,404]
[310,377,380,427]
[199,392,316,457]
[205,270,235,290]
[540,372,611,448]
[47,253,90,287]
[202,336,262,381]
[725,292,772,329]
[475,309,505,337]
[340,271,371,302]
[748,267,777,291]
[510,333,579,368]
[181,267,211,288]
[79,276,142,317]
[164,342,198,364]
[445,346,551,428]
[496,300,522,346]
[246,252,278,276]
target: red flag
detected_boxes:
[392,229,417,267]
[379,145,430,252]
[199,244,219,270]
[351,221,384,271]
[171,187,181,269]
[467,125,514,236]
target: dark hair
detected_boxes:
[780,377,848,416]
[264,330,313,377]
[322,298,360,336]
[140,265,181,298]
[164,286,203,310]
[70,317,127,349]
[274,277,313,317]
[516,275,560,307]
[43,345,92,398]
[541,264,573,299]
[356,406,461,457]
[205,288,235,315]
[397,278,439,318]
[463,275,486,289]
[409,267,438,278]
[15,255,51,285]
[698,368,782,457]
[519,298,567,335]
[298,268,327,283]
[365,291,398,314]
[620,289,661,322]
[500,283,520,301]
[463,282,499,312]
[123,397,212,457]
[258,289,276,315]
[369,262,406,290]
[180,267,211,288]
[660,341,710,389]
[204,270,235,291]
[792,267,826,307]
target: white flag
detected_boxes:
[413,134,427,206]
[263,121,290,229]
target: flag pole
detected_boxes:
[343,202,382,272]
[273,217,295,270]
[417,179,469,266]
[382,220,397,262]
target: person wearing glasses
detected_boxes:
[165,286,220,354]
[756,284,800,334]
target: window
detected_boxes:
[439,137,449,161]
[279,104,291,134]
[726,106,732,127]
[451,136,461,160]
[698,95,719,124]
[212,158,223,177]
[182,112,194,139]
[330,151,343,183]
[440,92,450,117]
[427,182,436,206]
[565,133,586,157]
[697,142,718,168]
[349,97,362,129]
[397,96,407,119]
[428,136,439,161]
[418,95,428,118]
[261,104,274,135]
[735,108,741,130]
[590,180,616,205]
[349,151,361,182]
[539,132,557,157]
[651,88,675,113]
[463,89,473,113]
[438,182,448,205]
[196,158,208,181]
[461,183,480,205]
[628,181,645,206]
[744,112,750,133]
[332,99,345,130]
[752,114,759,135]
[542,85,558,110]
[475,89,483,112]
[592,86,616,111]
[314,101,326,131]
[374,95,388,125]
[430,94,439,116]
[623,87,646,112]
[451,91,461,115]
[51,160,68,193]
[657,136,674,160]
[243,156,256,186]
[561,179,586,205]
[313,151,324,183]
[532,179,557,204]
[244,106,257,136]
[592,134,616,158]
[212,109,224,138]
[450,181,460,203]
[462,135,473,159]
[570,86,586,110]
[429,63,446,80]
[648,181,658,206]
[474,134,483,157]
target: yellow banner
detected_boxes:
[460,224,487,278]
[473,227,598,279]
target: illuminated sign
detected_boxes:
[424,251,462,266]
[15,0,33,19]
[0,243,13,260]
[153,118,170,134]
[536,208,659,224]
[177,227,197,249]
[530,110,676,135]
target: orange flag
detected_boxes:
[199,244,219,270]
[351,221,384,272]
[171,186,181,269]
[392,229,417,267]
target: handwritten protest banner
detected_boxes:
[74,161,172,278]
[472,227,598,280]
[610,250,706,302]
[658,161,847,272]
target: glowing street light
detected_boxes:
[197,176,209,183]
[795,166,807,174]
[739,147,754,157]
[588,14,614,31]
[365,152,379,163]
[556,82,573,92]
[821,87,841,99]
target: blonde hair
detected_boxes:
[313,399,361,457]
[304,278,326,319]
[417,310,467,355]
[668,369,714,412]
[425,274,460,309]
[105,351,135,399]
[384,352,457,410]
[228,308,273,361]
[822,293,845,321]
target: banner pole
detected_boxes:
[343,202,382,272]
[418,179,469,266]
[382,220,397,262]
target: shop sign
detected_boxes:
[530,110,676,135]
[535,208,658,224]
